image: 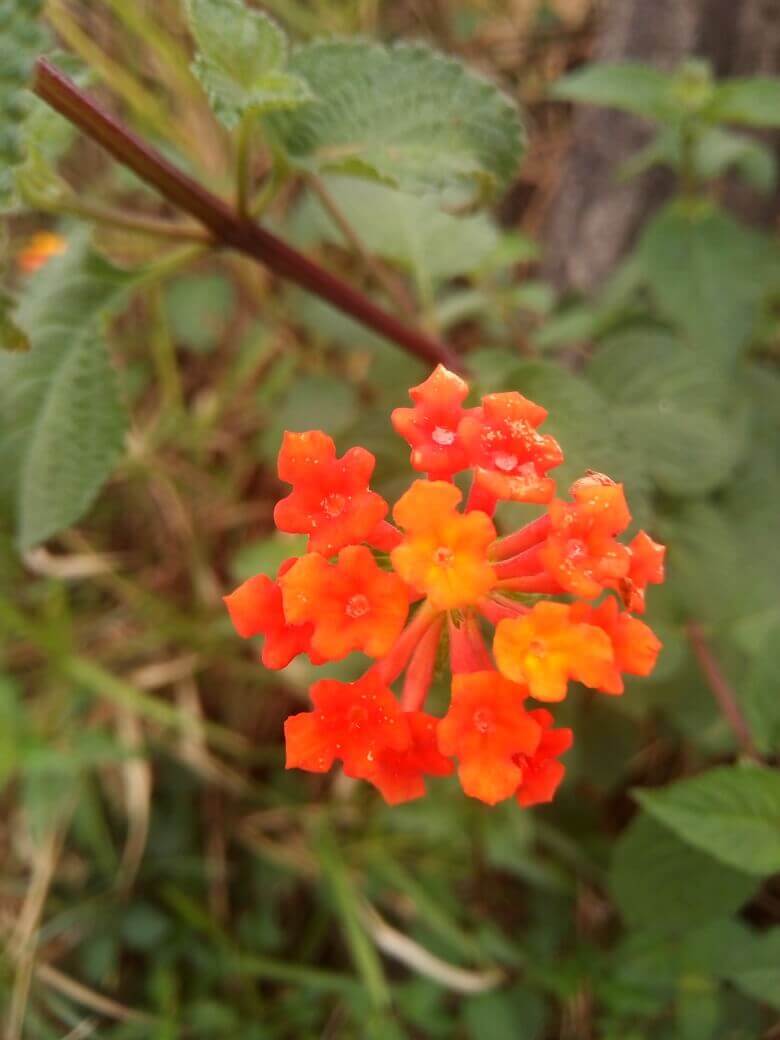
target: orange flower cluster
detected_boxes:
[226,366,665,808]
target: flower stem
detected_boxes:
[33,58,463,374]
[401,616,444,711]
[494,544,544,581]
[491,514,550,561]
[373,603,438,686]
[448,614,492,675]
[59,199,210,242]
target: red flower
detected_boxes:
[223,563,314,669]
[369,712,453,805]
[621,531,666,613]
[540,475,632,599]
[227,366,666,811]
[391,364,473,480]
[437,671,541,804]
[572,598,662,695]
[274,431,388,556]
[280,545,409,660]
[284,673,411,779]
[514,709,573,807]
[458,392,563,504]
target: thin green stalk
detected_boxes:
[0,599,249,759]
[59,200,209,242]
[314,820,391,1011]
[99,0,200,102]
[45,0,191,154]
[148,282,184,415]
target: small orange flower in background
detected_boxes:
[17,230,67,275]
[226,363,665,808]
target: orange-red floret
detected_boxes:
[493,601,615,702]
[458,392,563,504]
[572,598,662,695]
[391,364,474,480]
[274,430,388,556]
[369,712,454,805]
[540,476,632,599]
[438,671,542,804]
[621,530,666,613]
[223,567,315,670]
[391,480,496,610]
[284,673,411,779]
[280,545,409,660]
[514,708,573,807]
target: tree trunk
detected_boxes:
[543,0,780,294]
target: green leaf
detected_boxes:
[635,766,780,877]
[294,175,499,285]
[0,288,29,352]
[165,272,235,353]
[0,236,133,549]
[270,40,524,200]
[694,126,776,192]
[463,989,546,1040]
[636,203,778,366]
[707,77,780,128]
[609,814,755,934]
[261,372,359,462]
[659,500,774,631]
[742,622,780,757]
[0,0,48,211]
[588,329,749,496]
[185,0,312,128]
[718,925,780,1010]
[551,62,676,120]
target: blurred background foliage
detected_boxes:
[1,0,779,1037]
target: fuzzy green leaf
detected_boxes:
[610,814,755,933]
[294,175,499,284]
[707,77,780,129]
[636,204,778,365]
[635,766,780,877]
[719,925,780,1010]
[588,329,749,496]
[0,237,133,549]
[551,62,676,120]
[185,0,312,128]
[0,0,48,211]
[269,40,524,200]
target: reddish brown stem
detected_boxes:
[686,620,761,761]
[33,58,463,374]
